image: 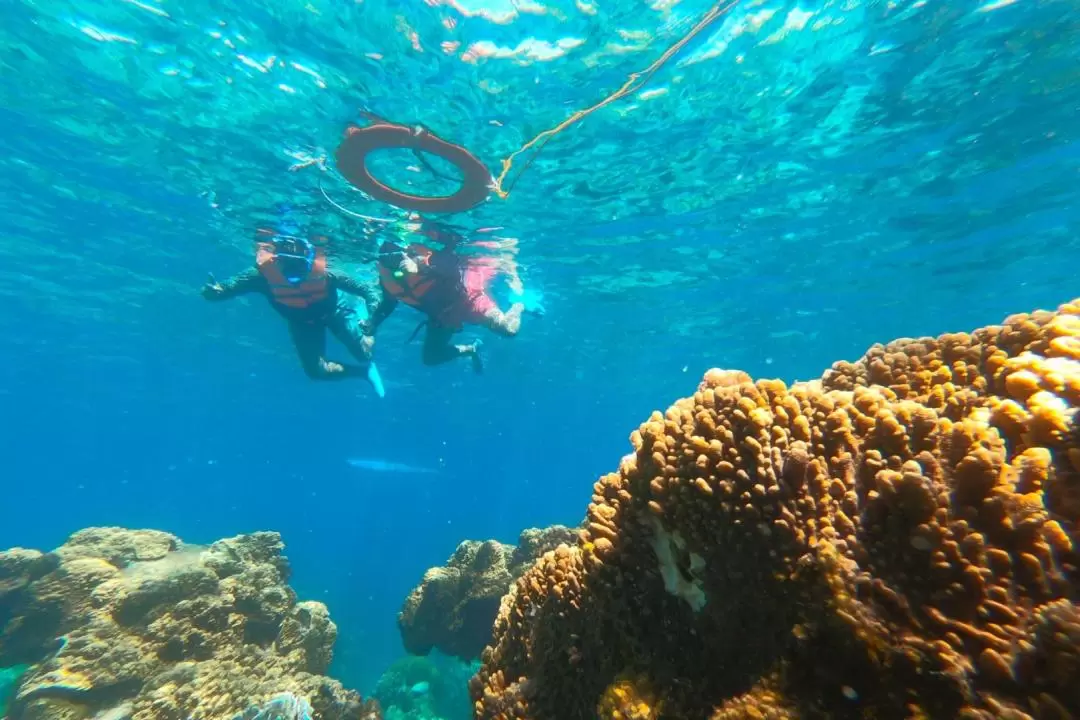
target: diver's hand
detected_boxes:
[201,273,225,299]
[360,334,375,359]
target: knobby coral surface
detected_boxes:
[0,527,382,720]
[399,526,577,661]
[472,298,1080,720]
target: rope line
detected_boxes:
[490,0,739,199]
[314,0,740,216]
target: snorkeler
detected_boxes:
[201,210,386,396]
[361,225,543,374]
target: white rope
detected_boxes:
[317,174,396,224]
[287,150,398,224]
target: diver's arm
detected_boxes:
[363,286,398,334]
[202,268,264,301]
[327,270,380,306]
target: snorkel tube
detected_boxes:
[273,203,305,245]
[271,204,316,284]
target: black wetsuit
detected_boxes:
[205,267,381,379]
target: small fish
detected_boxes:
[346,458,438,475]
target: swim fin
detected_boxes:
[367,362,386,398]
[509,287,546,316]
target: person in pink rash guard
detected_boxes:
[361,224,543,374]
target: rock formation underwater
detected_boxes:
[0,528,381,720]
[398,526,578,663]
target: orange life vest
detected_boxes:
[379,264,437,309]
[256,241,329,309]
[378,244,438,309]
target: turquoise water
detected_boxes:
[1,0,1078,711]
[0,665,24,716]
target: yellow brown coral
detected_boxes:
[472,298,1080,720]
[0,528,381,720]
[596,672,662,719]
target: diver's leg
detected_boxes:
[422,322,481,372]
[327,301,375,363]
[327,302,385,396]
[477,302,524,337]
[287,319,351,381]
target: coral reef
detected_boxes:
[0,527,382,720]
[399,526,577,661]
[373,654,477,720]
[233,691,313,720]
[472,298,1080,719]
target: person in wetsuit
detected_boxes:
[361,226,542,374]
[202,220,386,396]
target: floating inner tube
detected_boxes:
[335,122,492,214]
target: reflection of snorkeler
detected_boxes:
[361,225,543,374]
[201,209,386,396]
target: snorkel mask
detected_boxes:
[261,204,316,283]
[376,240,419,280]
[272,235,316,283]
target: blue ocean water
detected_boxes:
[0,0,1077,706]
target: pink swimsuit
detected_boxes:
[435,259,498,328]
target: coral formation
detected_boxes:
[373,654,477,720]
[472,298,1080,719]
[0,527,382,720]
[233,691,313,720]
[399,526,577,661]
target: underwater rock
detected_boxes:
[232,691,312,720]
[0,550,60,591]
[472,298,1080,719]
[275,602,337,675]
[54,528,178,568]
[0,549,62,666]
[0,527,381,720]
[398,526,577,661]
